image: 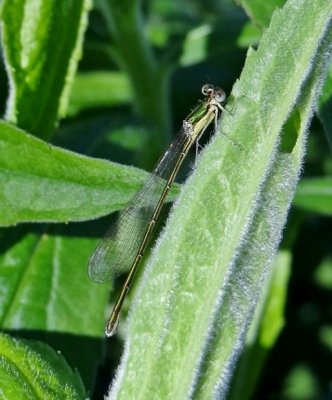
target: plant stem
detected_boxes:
[97,0,171,168]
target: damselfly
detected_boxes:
[88,84,226,336]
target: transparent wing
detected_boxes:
[88,128,191,283]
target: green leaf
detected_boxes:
[108,0,332,398]
[67,71,132,116]
[0,228,106,335]
[0,225,109,388]
[293,177,332,215]
[314,256,332,289]
[236,0,287,29]
[0,120,152,226]
[283,364,319,399]
[318,59,332,149]
[0,332,86,399]
[228,250,292,400]
[96,0,171,159]
[1,0,92,138]
[179,24,212,67]
[236,22,262,48]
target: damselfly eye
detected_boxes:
[215,88,226,103]
[202,84,214,96]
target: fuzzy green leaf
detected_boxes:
[108,0,332,398]
[0,333,86,399]
[0,120,152,226]
[1,0,91,138]
[228,250,292,400]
